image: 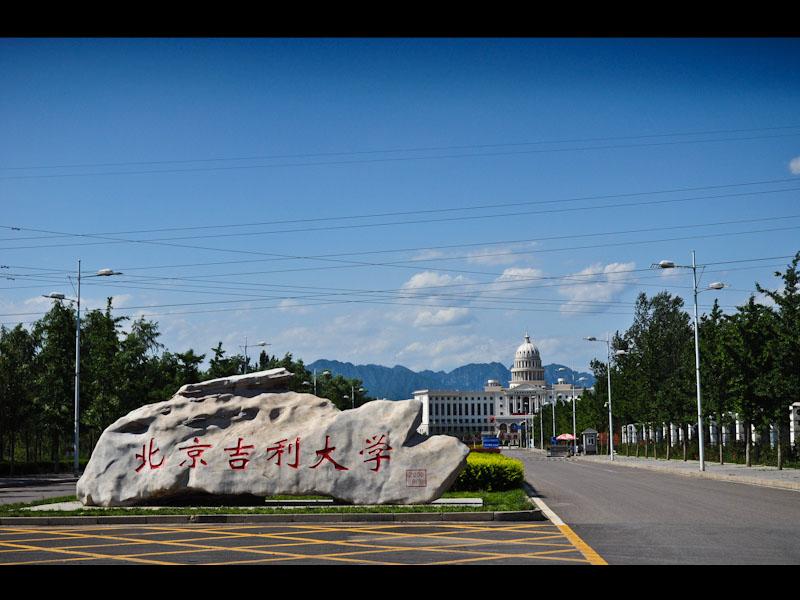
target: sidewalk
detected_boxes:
[0,474,79,505]
[576,453,800,492]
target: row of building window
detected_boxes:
[430,418,491,424]
[431,402,495,417]
[431,396,493,402]
[429,426,491,435]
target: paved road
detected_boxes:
[0,522,599,566]
[0,476,78,505]
[507,450,800,565]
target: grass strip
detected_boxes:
[0,488,532,517]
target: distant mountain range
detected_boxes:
[307,360,596,400]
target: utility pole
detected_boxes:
[73,260,81,476]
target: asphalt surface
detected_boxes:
[0,522,599,565]
[0,475,78,505]
[507,450,800,565]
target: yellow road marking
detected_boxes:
[557,524,607,565]
[1,556,100,566]
[142,523,568,554]
[0,540,181,566]
[0,521,598,566]
[0,526,402,567]
[131,523,591,565]
[0,532,269,554]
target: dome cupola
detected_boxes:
[509,332,544,388]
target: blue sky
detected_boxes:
[1,38,799,376]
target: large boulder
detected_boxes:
[77,368,469,506]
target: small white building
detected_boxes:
[413,333,586,445]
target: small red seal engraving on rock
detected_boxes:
[406,469,427,487]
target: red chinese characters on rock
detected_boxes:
[178,437,212,468]
[309,435,349,471]
[224,437,255,470]
[359,434,392,472]
[134,438,165,473]
[266,437,301,469]
[134,431,396,474]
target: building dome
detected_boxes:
[510,332,544,388]
[515,333,540,360]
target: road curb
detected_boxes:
[0,509,543,526]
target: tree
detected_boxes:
[725,296,774,467]
[32,300,77,470]
[206,342,244,380]
[699,300,736,464]
[621,292,694,460]
[81,298,127,448]
[116,317,165,414]
[576,359,609,435]
[175,349,206,386]
[755,251,800,469]
[0,325,36,472]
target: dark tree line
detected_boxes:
[557,252,800,468]
[0,299,369,473]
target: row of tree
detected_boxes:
[0,299,370,472]
[568,252,799,469]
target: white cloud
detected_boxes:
[401,271,475,294]
[413,307,473,328]
[557,262,636,314]
[789,156,800,175]
[410,249,446,262]
[657,265,684,280]
[396,335,511,371]
[495,267,546,283]
[277,299,312,315]
[465,242,539,266]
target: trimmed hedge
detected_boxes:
[467,446,501,454]
[449,452,525,492]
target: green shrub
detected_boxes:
[449,452,524,492]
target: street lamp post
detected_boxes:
[558,367,584,456]
[344,385,366,410]
[539,404,544,449]
[44,261,122,475]
[654,251,726,472]
[312,369,330,395]
[585,335,627,461]
[559,367,588,456]
[240,338,269,374]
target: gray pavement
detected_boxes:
[577,452,800,492]
[508,448,800,565]
[0,522,596,565]
[0,475,78,505]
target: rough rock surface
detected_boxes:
[77,368,469,506]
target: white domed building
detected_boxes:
[510,333,545,387]
[413,333,587,447]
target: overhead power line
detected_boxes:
[4,124,799,172]
[3,176,797,243]
[2,131,799,180]
[0,255,786,321]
